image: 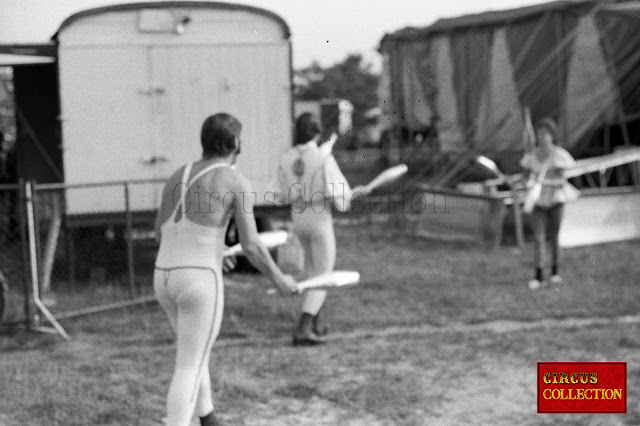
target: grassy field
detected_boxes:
[1,223,640,425]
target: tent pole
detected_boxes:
[511,187,524,248]
[511,17,619,148]
[608,124,627,185]
[469,3,608,150]
[555,12,566,140]
[620,121,632,147]
[501,3,608,130]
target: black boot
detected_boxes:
[293,313,326,346]
[200,411,223,426]
[313,310,329,337]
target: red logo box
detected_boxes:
[537,362,627,414]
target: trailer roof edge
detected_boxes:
[53,1,291,40]
[380,0,615,45]
[0,43,57,58]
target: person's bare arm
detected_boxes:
[231,174,297,295]
[154,211,162,245]
[154,169,184,244]
[154,179,174,244]
[555,148,577,173]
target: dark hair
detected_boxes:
[295,113,321,145]
[200,113,242,157]
[534,117,558,143]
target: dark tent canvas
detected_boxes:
[379,0,640,163]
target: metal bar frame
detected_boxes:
[17,179,33,324]
[25,181,70,340]
[21,179,172,338]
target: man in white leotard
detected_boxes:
[276,113,368,346]
[154,113,297,426]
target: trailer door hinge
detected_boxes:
[137,87,166,96]
[141,155,168,165]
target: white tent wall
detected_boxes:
[377,53,394,131]
[380,0,640,165]
[56,4,292,215]
[474,27,524,153]
[432,35,464,152]
[398,43,433,130]
[562,14,619,150]
[473,74,490,150]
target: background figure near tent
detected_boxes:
[276,112,368,346]
[520,118,579,290]
[154,113,297,426]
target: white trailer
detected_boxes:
[1,1,293,223]
[55,2,292,216]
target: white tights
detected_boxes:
[293,211,336,315]
[154,268,224,426]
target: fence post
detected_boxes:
[28,180,41,326]
[18,179,33,325]
[25,181,69,339]
[40,192,62,293]
[124,183,136,298]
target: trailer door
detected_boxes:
[148,44,292,206]
[59,47,163,214]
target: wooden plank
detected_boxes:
[565,148,640,179]
[485,149,640,184]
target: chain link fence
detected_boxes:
[4,176,405,337]
[0,183,29,325]
[3,177,294,337]
[30,179,165,325]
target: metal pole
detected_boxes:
[18,180,33,324]
[511,188,524,248]
[25,181,69,340]
[124,183,136,298]
[53,295,157,320]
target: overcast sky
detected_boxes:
[1,0,545,69]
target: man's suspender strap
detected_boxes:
[175,162,228,218]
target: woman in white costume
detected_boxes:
[154,113,297,426]
[520,117,578,290]
[276,113,368,346]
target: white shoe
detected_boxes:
[550,274,563,285]
[528,279,546,290]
